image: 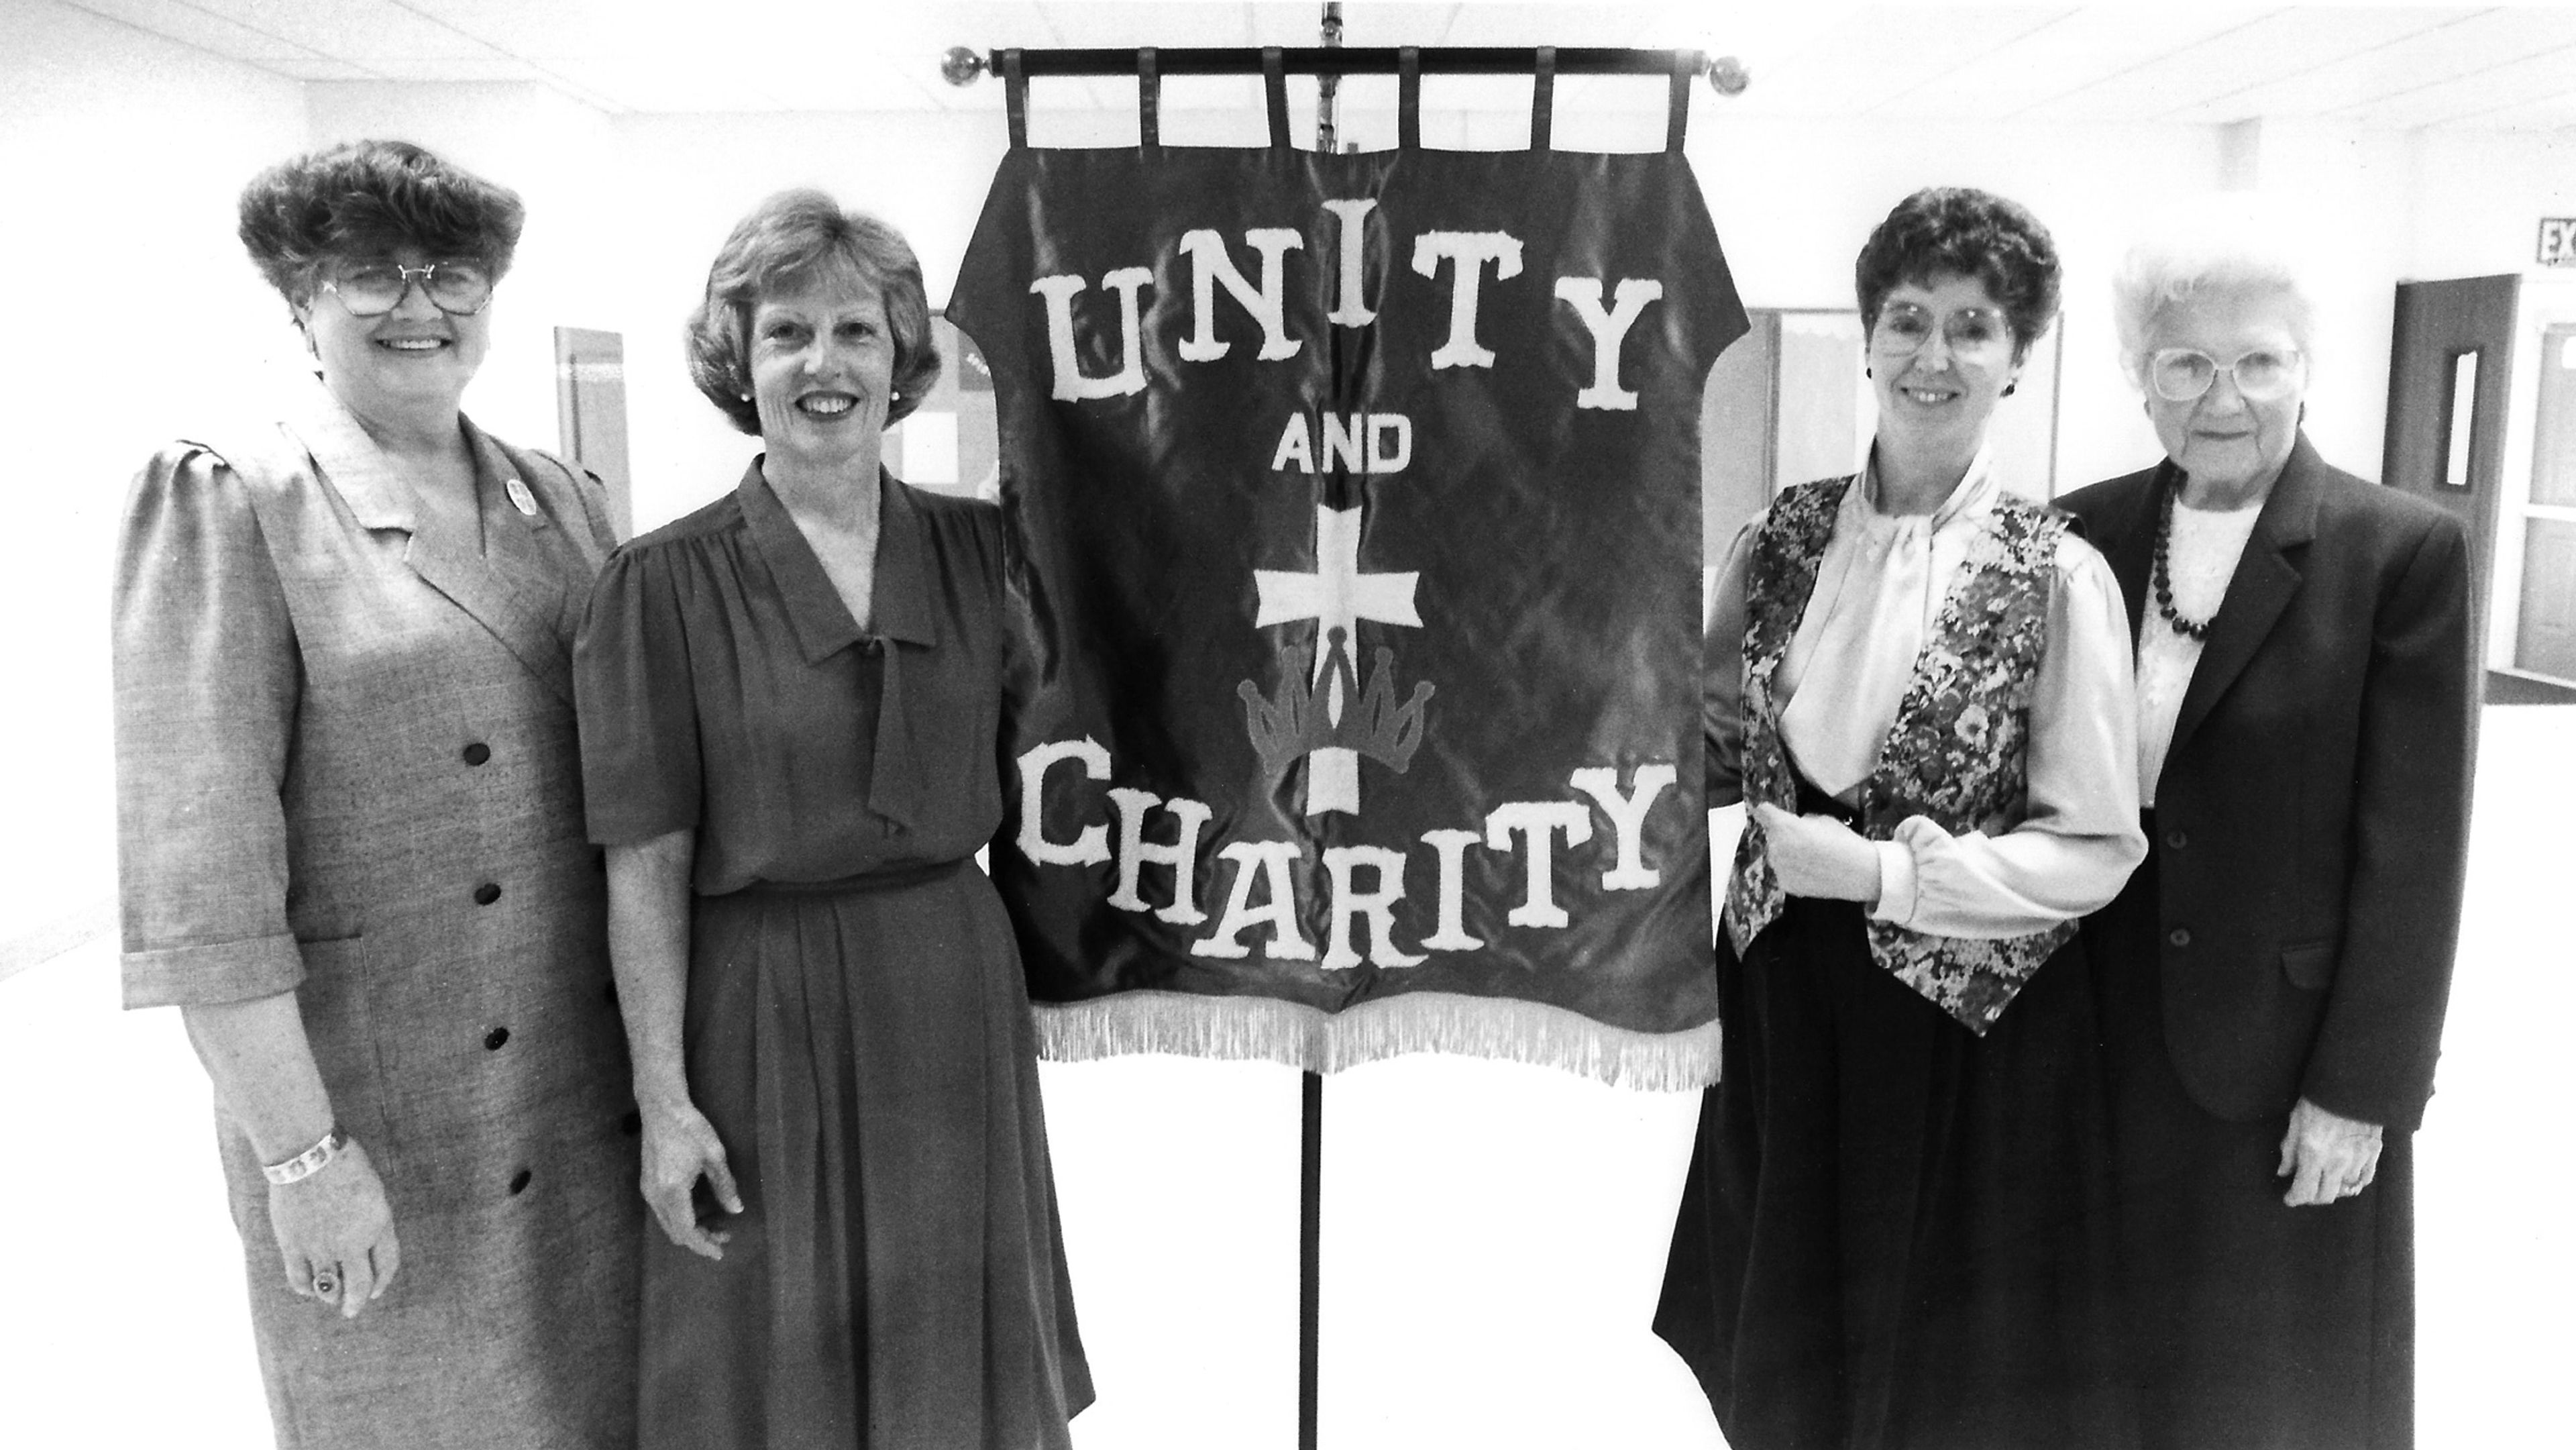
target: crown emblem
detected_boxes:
[1242,503,1436,815]
[1238,627,1435,786]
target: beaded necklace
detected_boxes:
[2151,482,2214,641]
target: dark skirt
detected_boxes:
[2088,838,2414,1450]
[1654,890,2136,1450]
[640,860,1093,1450]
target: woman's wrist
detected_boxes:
[263,1125,351,1186]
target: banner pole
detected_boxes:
[1301,9,1338,1441]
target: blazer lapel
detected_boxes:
[283,386,579,705]
[2093,462,2165,648]
[2165,435,2326,762]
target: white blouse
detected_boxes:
[2134,497,2263,808]
[1705,453,2147,939]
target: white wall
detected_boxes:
[0,0,307,943]
[11,27,2567,945]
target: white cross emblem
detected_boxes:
[1252,503,1422,814]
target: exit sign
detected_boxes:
[2543,218,2576,266]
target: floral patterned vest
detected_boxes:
[1724,476,2078,1034]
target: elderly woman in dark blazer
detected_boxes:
[113,140,638,1448]
[2058,221,2475,1450]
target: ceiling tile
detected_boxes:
[2020,7,2457,123]
[182,0,496,59]
[2334,41,2576,130]
[59,0,319,60]
[255,56,390,81]
[2163,5,2576,123]
[1867,5,2278,121]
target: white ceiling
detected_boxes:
[54,0,2576,130]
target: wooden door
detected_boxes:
[2516,323,2576,680]
[2383,275,2519,663]
[553,327,633,541]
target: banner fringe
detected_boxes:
[1031,992,1721,1091]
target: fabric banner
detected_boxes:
[948,144,1746,1086]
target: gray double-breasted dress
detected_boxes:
[113,383,643,1449]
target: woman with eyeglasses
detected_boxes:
[112,140,639,1449]
[2056,219,2474,1450]
[1654,187,2147,1450]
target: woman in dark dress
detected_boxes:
[2057,219,2475,1450]
[1653,188,2147,1450]
[574,189,1091,1449]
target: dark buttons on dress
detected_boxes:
[483,1027,510,1051]
[2165,827,2188,849]
[473,882,502,906]
[462,741,491,766]
[2168,928,2193,947]
[508,1169,532,1196]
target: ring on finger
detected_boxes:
[313,1268,341,1296]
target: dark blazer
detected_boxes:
[2058,434,2475,1131]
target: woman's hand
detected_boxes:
[2277,1096,2384,1207]
[269,1137,398,1318]
[1753,802,1883,905]
[639,1099,743,1259]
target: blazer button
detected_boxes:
[508,1168,532,1196]
[462,742,491,766]
[2164,828,2188,849]
[484,1027,510,1051]
[2167,927,2193,947]
[473,882,502,906]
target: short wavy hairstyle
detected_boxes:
[1854,187,2061,356]
[237,139,524,311]
[686,190,941,435]
[2110,201,2317,391]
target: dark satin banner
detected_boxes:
[949,144,1746,1086]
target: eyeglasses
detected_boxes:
[1871,302,2015,362]
[321,260,496,317]
[2145,347,2304,403]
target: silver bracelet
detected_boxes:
[262,1127,350,1186]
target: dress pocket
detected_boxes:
[2279,939,2336,991]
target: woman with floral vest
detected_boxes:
[1654,187,2148,1450]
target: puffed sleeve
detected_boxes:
[574,543,702,845]
[1868,534,2147,937]
[1703,521,1756,808]
[114,447,305,1008]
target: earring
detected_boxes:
[2002,382,2017,397]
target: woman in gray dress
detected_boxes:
[113,140,639,1447]
[576,189,1090,1449]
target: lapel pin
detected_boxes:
[504,477,540,517]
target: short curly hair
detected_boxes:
[237,139,523,311]
[1854,187,2061,355]
[686,190,941,435]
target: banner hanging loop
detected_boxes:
[1002,48,1027,150]
[1263,46,1290,148]
[1666,48,1698,153]
[1532,46,1555,152]
[1397,46,1421,150]
[1138,47,1161,151]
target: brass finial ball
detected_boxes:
[941,46,987,87]
[1707,55,1751,97]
